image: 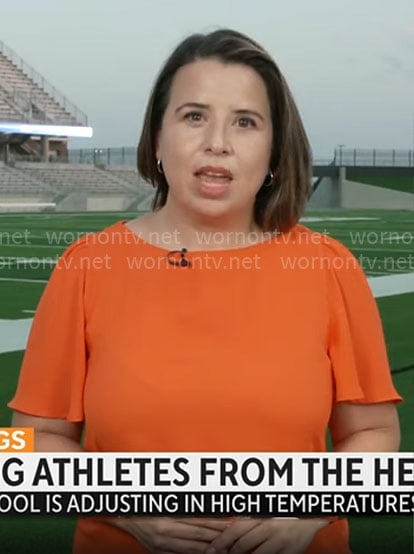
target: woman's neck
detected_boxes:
[147,205,263,251]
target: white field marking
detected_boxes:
[2,256,57,260]
[0,244,62,249]
[21,309,35,314]
[380,234,414,241]
[366,271,412,277]
[0,203,55,208]
[368,272,414,298]
[2,213,86,218]
[0,273,413,354]
[0,257,57,264]
[0,318,33,354]
[350,247,413,253]
[0,277,48,283]
[302,216,381,222]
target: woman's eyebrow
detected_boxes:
[234,109,264,122]
[175,103,265,122]
[175,102,209,114]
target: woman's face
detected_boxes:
[156,58,273,223]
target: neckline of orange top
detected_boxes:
[118,219,285,256]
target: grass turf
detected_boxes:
[0,210,413,552]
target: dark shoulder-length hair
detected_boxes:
[137,28,312,233]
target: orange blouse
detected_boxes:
[9,220,401,554]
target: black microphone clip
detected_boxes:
[167,248,191,268]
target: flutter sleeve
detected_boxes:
[8,236,90,421]
[323,236,402,404]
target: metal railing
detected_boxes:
[66,147,414,168]
[0,40,88,126]
[333,147,414,167]
[68,147,138,166]
[0,80,50,123]
[6,146,414,168]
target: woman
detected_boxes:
[9,29,401,554]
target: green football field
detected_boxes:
[0,209,413,553]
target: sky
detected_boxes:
[0,0,413,158]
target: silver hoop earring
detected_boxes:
[264,170,274,187]
[156,159,163,174]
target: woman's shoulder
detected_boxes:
[289,223,356,260]
[59,220,130,258]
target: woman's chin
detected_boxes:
[190,197,235,220]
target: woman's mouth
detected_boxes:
[194,167,233,197]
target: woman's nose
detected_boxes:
[203,122,232,155]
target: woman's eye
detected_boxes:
[238,117,256,128]
[184,112,203,122]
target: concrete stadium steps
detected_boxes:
[13,163,137,194]
[106,167,155,190]
[0,90,24,120]
[107,168,142,187]
[0,163,155,200]
[105,168,155,209]
[0,163,55,194]
[0,52,77,125]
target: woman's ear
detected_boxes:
[155,131,161,161]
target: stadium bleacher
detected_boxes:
[107,167,145,187]
[0,92,22,121]
[0,162,154,212]
[0,39,91,170]
[0,49,83,125]
[14,163,142,195]
[0,39,156,208]
[0,162,54,195]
